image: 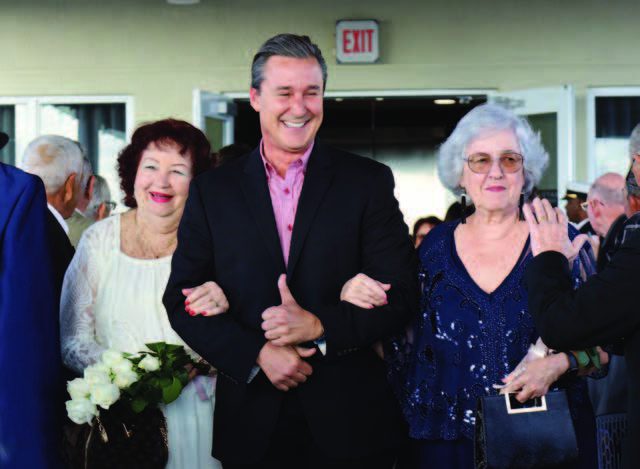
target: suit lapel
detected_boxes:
[287,142,334,278]
[241,149,286,273]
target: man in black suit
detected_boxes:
[523,158,640,469]
[164,34,416,469]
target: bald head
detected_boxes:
[587,172,626,237]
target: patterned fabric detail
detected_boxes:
[596,414,627,469]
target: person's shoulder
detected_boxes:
[320,142,388,173]
[0,162,43,198]
[193,150,254,187]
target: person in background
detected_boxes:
[563,182,595,235]
[342,104,599,469]
[0,131,64,469]
[581,171,628,469]
[66,153,96,246]
[60,119,222,469]
[85,174,115,221]
[412,215,442,248]
[523,186,640,469]
[22,135,83,296]
[584,172,626,270]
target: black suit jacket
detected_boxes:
[525,231,640,469]
[164,141,417,463]
[46,210,75,299]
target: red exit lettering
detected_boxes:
[342,29,374,54]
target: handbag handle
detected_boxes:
[504,393,547,414]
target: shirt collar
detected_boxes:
[260,140,313,180]
[47,203,69,234]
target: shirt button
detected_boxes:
[283,188,290,195]
[287,224,293,232]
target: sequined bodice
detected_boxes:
[387,221,592,441]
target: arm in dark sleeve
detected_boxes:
[525,232,640,351]
[321,165,418,359]
[163,179,266,383]
[0,176,63,469]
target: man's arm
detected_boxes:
[163,179,266,383]
[526,233,640,351]
[301,165,417,358]
[523,198,640,350]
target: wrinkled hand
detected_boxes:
[501,353,568,402]
[183,281,229,316]
[261,275,322,346]
[257,341,316,392]
[523,198,589,261]
[340,273,390,309]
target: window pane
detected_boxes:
[594,96,640,176]
[0,105,16,165]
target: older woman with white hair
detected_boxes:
[341,104,599,468]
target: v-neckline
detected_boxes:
[449,221,531,297]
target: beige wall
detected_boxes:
[3,0,640,178]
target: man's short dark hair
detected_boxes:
[251,34,328,92]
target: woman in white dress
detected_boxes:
[60,119,223,469]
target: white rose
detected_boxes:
[90,382,120,409]
[67,378,92,401]
[101,349,126,369]
[139,355,161,372]
[112,358,134,375]
[66,398,98,425]
[113,367,139,388]
[84,364,112,387]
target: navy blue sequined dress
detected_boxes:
[387,220,598,469]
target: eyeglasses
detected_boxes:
[466,152,524,174]
[580,200,605,211]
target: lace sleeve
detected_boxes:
[60,223,108,374]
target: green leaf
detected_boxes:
[131,398,148,413]
[162,377,183,404]
[146,342,166,354]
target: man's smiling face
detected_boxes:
[250,55,324,163]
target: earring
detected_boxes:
[461,189,467,224]
[519,193,525,221]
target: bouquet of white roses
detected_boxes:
[66,342,209,425]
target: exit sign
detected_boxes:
[336,20,379,64]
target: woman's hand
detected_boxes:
[340,273,390,309]
[500,353,568,402]
[183,281,229,316]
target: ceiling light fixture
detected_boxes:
[434,99,456,105]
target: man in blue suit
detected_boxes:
[0,131,64,468]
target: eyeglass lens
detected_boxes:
[468,152,523,174]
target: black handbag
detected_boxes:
[475,391,579,469]
[62,401,168,469]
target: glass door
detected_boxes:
[489,85,575,206]
[193,90,235,152]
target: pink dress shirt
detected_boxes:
[260,141,313,266]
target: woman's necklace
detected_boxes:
[133,216,177,259]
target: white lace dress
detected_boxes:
[60,214,222,469]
